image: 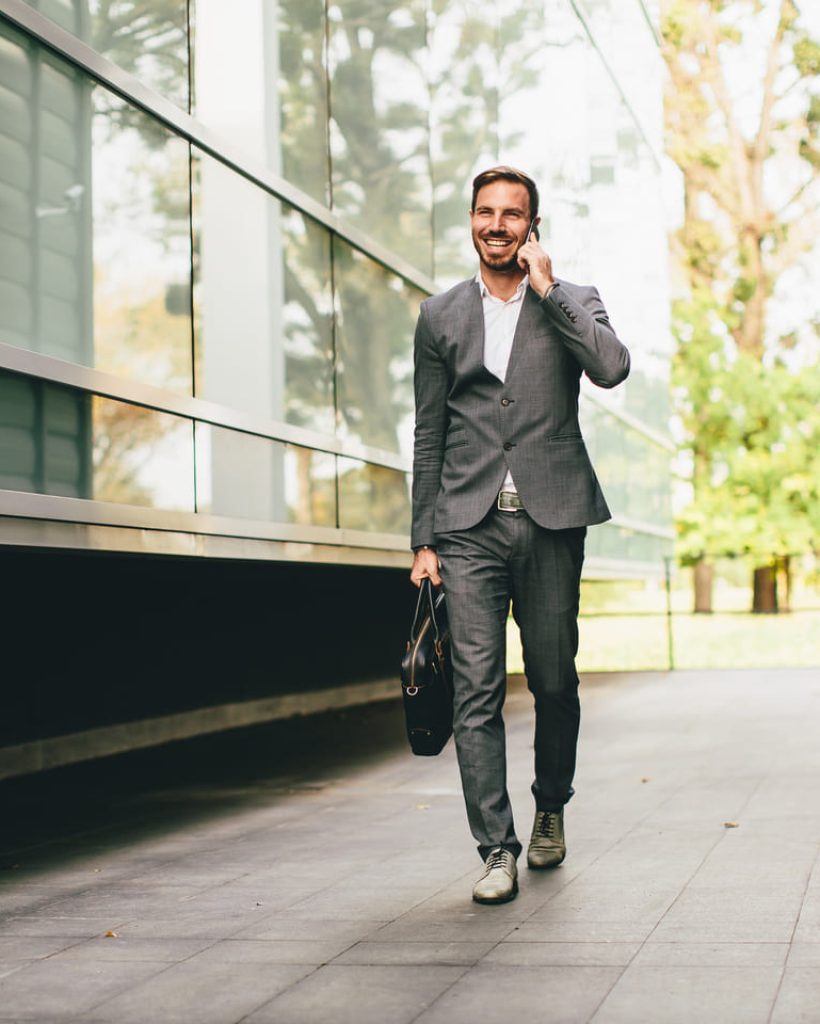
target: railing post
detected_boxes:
[664,556,675,671]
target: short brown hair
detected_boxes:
[471,166,539,219]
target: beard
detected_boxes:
[480,252,519,273]
[472,231,523,274]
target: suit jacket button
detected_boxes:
[503,442,513,451]
[501,398,510,406]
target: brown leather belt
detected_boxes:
[497,490,524,512]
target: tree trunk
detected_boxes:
[752,565,778,613]
[693,560,713,613]
[777,555,792,613]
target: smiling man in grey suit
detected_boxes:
[410,166,630,904]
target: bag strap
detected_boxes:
[410,578,442,643]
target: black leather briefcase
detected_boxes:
[400,579,454,756]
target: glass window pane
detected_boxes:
[91,91,193,392]
[195,424,336,527]
[582,403,672,530]
[0,370,91,497]
[0,369,195,509]
[337,456,410,535]
[333,239,421,458]
[92,395,194,509]
[429,0,500,285]
[327,0,432,275]
[191,150,335,434]
[492,4,672,437]
[0,25,194,394]
[190,0,330,206]
[18,1,190,108]
[586,522,672,566]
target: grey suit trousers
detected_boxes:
[436,507,586,860]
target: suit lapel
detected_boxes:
[503,286,540,382]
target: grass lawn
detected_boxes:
[506,609,820,673]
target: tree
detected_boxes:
[661,0,820,611]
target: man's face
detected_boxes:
[470,180,534,273]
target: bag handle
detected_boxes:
[410,578,442,643]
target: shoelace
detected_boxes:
[485,849,509,873]
[535,812,558,839]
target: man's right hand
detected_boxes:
[410,547,442,587]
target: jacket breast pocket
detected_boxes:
[548,433,583,444]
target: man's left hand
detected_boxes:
[517,233,555,297]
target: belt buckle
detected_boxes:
[497,490,520,512]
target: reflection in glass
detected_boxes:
[191,150,335,433]
[0,371,90,497]
[195,424,336,527]
[582,402,671,529]
[191,0,330,205]
[91,91,192,392]
[92,395,194,509]
[18,0,190,107]
[586,521,672,566]
[428,1,502,284]
[327,0,432,275]
[0,369,195,509]
[333,238,421,458]
[0,23,193,393]
[337,456,410,535]
[573,0,663,148]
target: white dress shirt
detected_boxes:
[477,271,529,492]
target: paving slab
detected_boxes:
[188,938,357,965]
[334,939,495,965]
[245,964,466,1024]
[413,964,621,1024]
[590,965,783,1024]
[631,941,789,967]
[0,667,818,1023]
[82,962,313,1024]
[52,936,213,962]
[770,966,820,1023]
[0,959,166,1020]
[482,941,640,966]
[0,935,83,960]
[787,942,820,967]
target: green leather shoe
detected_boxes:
[527,809,566,869]
[472,848,518,904]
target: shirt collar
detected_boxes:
[476,271,529,302]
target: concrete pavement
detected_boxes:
[1,667,818,1023]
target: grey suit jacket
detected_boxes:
[410,277,630,549]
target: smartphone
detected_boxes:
[525,216,540,242]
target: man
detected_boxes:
[410,166,630,904]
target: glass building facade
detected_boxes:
[0,0,673,577]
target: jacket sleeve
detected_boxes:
[410,303,448,549]
[538,283,630,388]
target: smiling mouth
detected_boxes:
[482,238,515,250]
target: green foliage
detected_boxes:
[662,0,820,578]
[793,34,820,78]
[673,294,820,564]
